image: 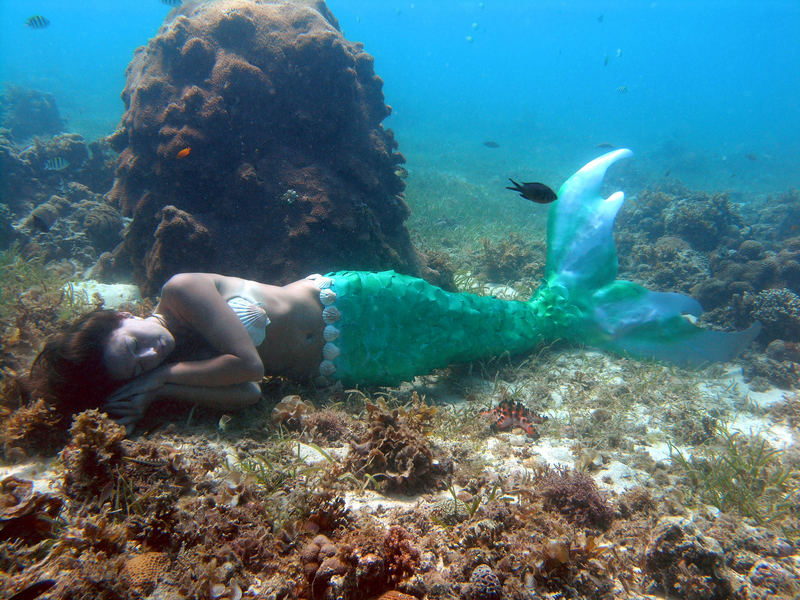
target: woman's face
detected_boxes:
[102,316,175,380]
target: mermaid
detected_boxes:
[30,149,760,432]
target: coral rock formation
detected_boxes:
[106,0,429,295]
[0,84,64,142]
[122,551,173,594]
[468,564,502,600]
[644,516,735,600]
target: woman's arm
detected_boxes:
[106,381,261,431]
[157,273,265,386]
[158,381,262,409]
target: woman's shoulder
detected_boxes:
[162,273,249,298]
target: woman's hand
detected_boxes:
[102,368,166,432]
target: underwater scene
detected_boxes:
[1,0,799,598]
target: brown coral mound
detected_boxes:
[121,551,172,593]
[106,0,429,295]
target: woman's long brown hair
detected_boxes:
[29,309,126,423]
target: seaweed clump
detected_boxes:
[60,409,126,499]
[346,397,451,493]
[0,397,61,459]
[539,465,615,530]
[477,232,545,284]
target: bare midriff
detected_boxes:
[227,278,324,379]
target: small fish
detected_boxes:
[506,179,557,204]
[481,398,545,436]
[603,54,609,66]
[394,166,408,178]
[597,14,604,23]
[616,85,628,94]
[176,147,191,159]
[26,15,50,29]
[745,153,758,161]
[596,142,615,149]
[218,414,232,431]
[483,141,500,148]
[161,0,183,6]
[9,580,56,600]
[43,157,68,171]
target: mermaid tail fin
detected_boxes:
[540,149,760,365]
[588,280,761,365]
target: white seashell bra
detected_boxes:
[226,295,270,346]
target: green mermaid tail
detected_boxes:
[311,149,759,386]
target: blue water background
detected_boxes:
[1,0,798,194]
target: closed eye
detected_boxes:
[126,338,142,378]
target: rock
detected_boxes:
[105,0,431,294]
[643,516,737,600]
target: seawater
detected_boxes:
[1,0,798,194]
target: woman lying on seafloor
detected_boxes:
[29,150,761,433]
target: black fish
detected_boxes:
[596,142,615,149]
[506,179,557,204]
[26,15,50,29]
[161,0,183,5]
[9,580,56,600]
[483,141,500,148]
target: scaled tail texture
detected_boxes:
[538,148,760,366]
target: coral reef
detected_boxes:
[0,243,97,382]
[121,551,173,595]
[103,0,433,295]
[746,287,800,341]
[643,516,735,599]
[613,182,800,386]
[0,129,120,271]
[0,84,64,142]
[1,377,799,600]
[383,526,420,587]
[468,564,501,600]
